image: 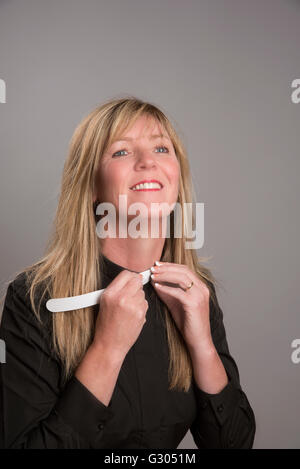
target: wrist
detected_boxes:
[188,338,216,361]
[89,340,125,366]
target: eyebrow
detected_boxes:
[111,133,170,144]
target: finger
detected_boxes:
[109,270,143,291]
[154,261,187,270]
[152,262,196,279]
[152,263,200,288]
[127,274,145,293]
[151,271,193,291]
[152,281,184,299]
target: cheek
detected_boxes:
[99,164,126,189]
[161,160,180,204]
[166,159,180,187]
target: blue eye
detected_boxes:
[112,149,127,157]
[112,146,169,157]
[155,146,169,153]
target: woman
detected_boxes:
[0,97,256,449]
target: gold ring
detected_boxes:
[185,281,194,291]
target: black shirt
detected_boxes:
[0,255,256,449]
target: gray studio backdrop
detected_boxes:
[0,0,299,449]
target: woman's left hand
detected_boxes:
[150,261,214,353]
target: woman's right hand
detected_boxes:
[92,270,148,360]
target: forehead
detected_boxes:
[110,115,170,144]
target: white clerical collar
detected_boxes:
[46,258,152,313]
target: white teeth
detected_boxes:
[132,182,162,190]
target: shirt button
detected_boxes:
[217,404,224,413]
[98,423,104,431]
[200,401,208,409]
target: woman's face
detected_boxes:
[94,115,180,225]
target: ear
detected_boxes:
[93,199,100,214]
[93,191,101,205]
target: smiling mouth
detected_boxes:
[130,181,163,191]
[130,187,162,191]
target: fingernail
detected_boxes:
[155,261,162,266]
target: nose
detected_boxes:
[134,150,157,170]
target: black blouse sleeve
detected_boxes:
[189,283,256,449]
[0,274,114,449]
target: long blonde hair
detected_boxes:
[3,96,220,392]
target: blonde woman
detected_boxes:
[0,97,256,449]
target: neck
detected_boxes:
[100,236,165,272]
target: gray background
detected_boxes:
[0,0,299,449]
